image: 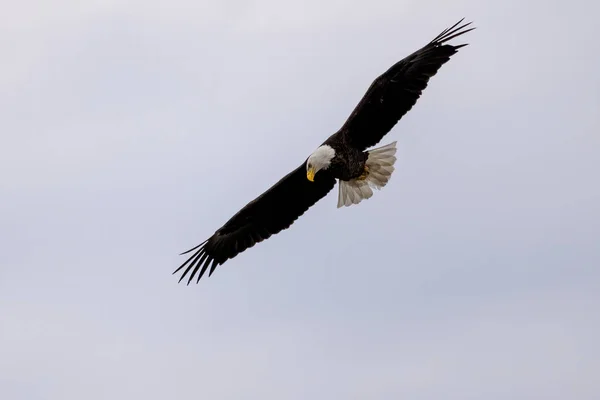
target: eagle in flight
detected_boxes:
[174,19,475,284]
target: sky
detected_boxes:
[1,0,599,399]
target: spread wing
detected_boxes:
[338,19,474,151]
[174,162,336,284]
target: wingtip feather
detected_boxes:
[208,259,219,277]
[179,239,208,255]
[431,19,476,46]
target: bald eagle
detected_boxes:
[174,19,475,284]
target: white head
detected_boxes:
[306,145,335,182]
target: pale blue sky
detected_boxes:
[1,1,599,399]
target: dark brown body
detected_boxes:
[323,134,369,181]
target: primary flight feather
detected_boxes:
[174,19,475,284]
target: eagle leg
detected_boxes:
[357,165,370,181]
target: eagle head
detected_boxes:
[306,145,335,182]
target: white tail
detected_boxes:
[337,141,397,208]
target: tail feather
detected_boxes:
[337,141,397,208]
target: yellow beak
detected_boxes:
[306,168,316,182]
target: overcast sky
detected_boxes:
[1,1,599,399]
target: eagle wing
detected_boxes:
[174,162,336,284]
[337,19,474,151]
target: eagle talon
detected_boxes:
[357,165,369,180]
